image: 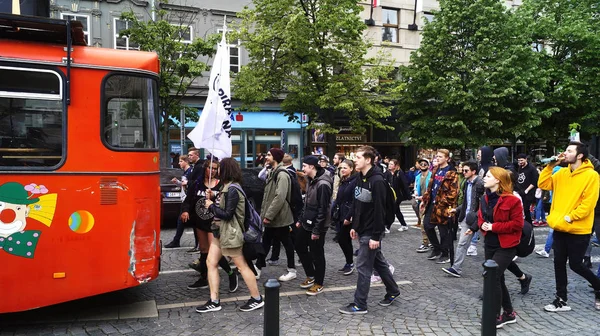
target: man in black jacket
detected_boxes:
[442,162,484,277]
[516,153,539,224]
[296,155,332,296]
[339,146,400,315]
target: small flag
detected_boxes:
[187,28,233,159]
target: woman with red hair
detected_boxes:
[479,167,524,329]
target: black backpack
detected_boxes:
[229,184,263,244]
[517,220,535,257]
[274,170,303,222]
[480,195,535,257]
[384,181,397,227]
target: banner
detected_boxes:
[187,28,233,159]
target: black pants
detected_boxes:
[337,222,353,265]
[485,245,517,317]
[423,204,452,257]
[295,228,326,286]
[257,226,296,269]
[553,231,600,300]
[394,201,407,227]
[522,197,533,224]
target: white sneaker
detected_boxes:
[466,245,477,256]
[389,264,395,275]
[278,269,297,282]
[384,228,391,234]
[370,275,382,284]
[536,250,550,258]
[397,226,409,232]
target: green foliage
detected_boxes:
[118,10,219,158]
[516,0,600,140]
[234,0,394,142]
[393,0,550,148]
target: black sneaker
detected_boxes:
[338,264,355,275]
[239,296,264,312]
[427,251,441,260]
[378,293,400,307]
[496,311,517,329]
[339,303,368,314]
[229,271,239,293]
[436,255,450,264]
[195,299,221,313]
[164,241,180,248]
[187,278,208,290]
[519,274,532,294]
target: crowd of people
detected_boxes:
[163,142,600,328]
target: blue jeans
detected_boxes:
[470,231,479,246]
[535,198,546,221]
[354,235,399,309]
[544,228,554,253]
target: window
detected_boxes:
[114,19,140,51]
[422,12,435,25]
[382,8,399,43]
[0,67,63,168]
[103,75,159,150]
[61,13,91,45]
[175,24,193,44]
[218,29,241,74]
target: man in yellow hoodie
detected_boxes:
[538,141,600,312]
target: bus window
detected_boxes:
[103,75,158,150]
[0,66,63,169]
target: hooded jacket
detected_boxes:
[478,146,494,178]
[261,165,294,228]
[353,166,387,241]
[300,169,333,235]
[209,182,245,249]
[538,159,600,234]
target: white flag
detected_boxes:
[187,32,233,159]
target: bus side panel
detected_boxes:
[0,175,160,313]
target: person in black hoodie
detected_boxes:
[296,155,333,296]
[339,146,400,315]
[516,153,539,224]
[478,146,494,178]
[333,159,358,275]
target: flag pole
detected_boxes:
[208,15,227,189]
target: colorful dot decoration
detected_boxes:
[68,210,95,234]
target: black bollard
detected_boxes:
[264,278,281,336]
[481,259,498,336]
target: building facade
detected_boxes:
[47,0,527,168]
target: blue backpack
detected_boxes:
[229,184,263,244]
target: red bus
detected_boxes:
[0,14,162,313]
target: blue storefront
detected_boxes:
[169,110,305,168]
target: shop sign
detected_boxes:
[336,134,366,142]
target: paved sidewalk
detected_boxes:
[1,204,599,335]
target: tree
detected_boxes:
[119,9,218,165]
[234,0,393,157]
[516,0,600,149]
[393,0,550,149]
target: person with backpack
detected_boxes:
[421,149,460,264]
[195,158,264,313]
[339,146,400,314]
[257,148,298,282]
[295,155,333,295]
[479,167,524,328]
